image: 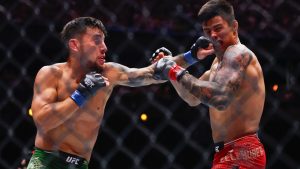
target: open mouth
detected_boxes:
[98,56,106,64]
[211,40,221,48]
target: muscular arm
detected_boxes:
[170,70,210,106]
[173,47,253,110]
[106,62,165,87]
[31,66,79,133]
[171,54,191,69]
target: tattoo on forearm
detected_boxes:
[180,74,220,106]
[111,62,155,86]
[127,70,153,86]
[178,51,253,109]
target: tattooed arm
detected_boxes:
[105,62,165,87]
[170,70,211,106]
[173,46,253,110]
[170,54,191,69]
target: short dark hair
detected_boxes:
[60,17,107,46]
[198,0,235,25]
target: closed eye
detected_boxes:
[214,26,223,32]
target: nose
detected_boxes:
[210,31,218,40]
[100,42,107,53]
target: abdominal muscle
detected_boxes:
[210,110,259,144]
[35,111,102,160]
[209,95,263,143]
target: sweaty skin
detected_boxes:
[31,28,160,161]
[169,16,265,143]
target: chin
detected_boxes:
[97,64,104,72]
[87,62,104,72]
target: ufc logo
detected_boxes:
[84,78,95,88]
[66,156,80,165]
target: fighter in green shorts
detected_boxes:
[28,17,166,169]
[27,147,88,169]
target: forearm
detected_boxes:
[178,74,230,110]
[170,80,201,106]
[171,54,191,69]
[126,65,166,87]
[33,98,79,132]
[153,57,223,107]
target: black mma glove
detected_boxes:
[70,72,107,107]
[183,36,211,65]
[149,47,172,63]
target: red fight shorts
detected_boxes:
[212,133,266,169]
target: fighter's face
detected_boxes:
[202,16,237,53]
[78,27,107,70]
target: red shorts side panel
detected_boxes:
[212,134,266,169]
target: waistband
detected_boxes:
[213,133,259,153]
[34,147,88,166]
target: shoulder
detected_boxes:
[102,62,131,76]
[223,44,255,68]
[104,62,128,71]
[224,44,252,57]
[35,63,65,82]
[40,63,62,73]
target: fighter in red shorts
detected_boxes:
[151,0,266,168]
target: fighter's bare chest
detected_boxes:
[209,62,223,81]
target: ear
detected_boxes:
[68,39,80,52]
[232,20,238,34]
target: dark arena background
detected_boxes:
[1,0,300,169]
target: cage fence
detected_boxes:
[0,0,300,169]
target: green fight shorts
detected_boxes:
[27,147,89,169]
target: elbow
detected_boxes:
[32,108,53,133]
[33,115,51,133]
[33,113,44,126]
[178,92,201,107]
[187,100,201,107]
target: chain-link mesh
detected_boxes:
[0,0,300,169]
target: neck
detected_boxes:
[67,55,87,81]
[235,37,240,44]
